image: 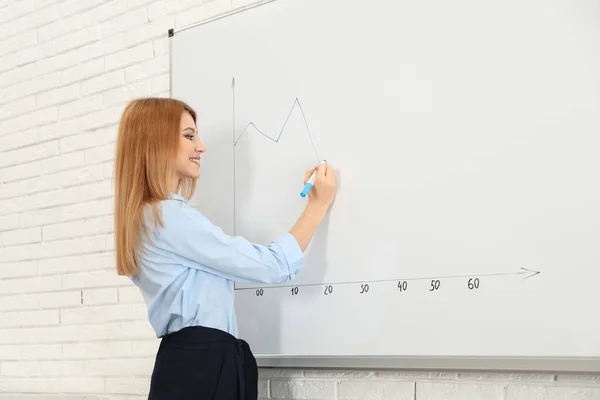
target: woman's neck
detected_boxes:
[168,175,180,194]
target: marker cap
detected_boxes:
[300,182,313,197]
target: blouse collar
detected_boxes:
[168,192,188,203]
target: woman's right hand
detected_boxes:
[304,163,337,209]
[289,163,337,252]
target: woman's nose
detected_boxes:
[195,139,206,153]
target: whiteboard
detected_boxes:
[170,0,600,371]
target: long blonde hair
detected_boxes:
[114,97,197,276]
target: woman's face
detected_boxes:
[175,111,205,182]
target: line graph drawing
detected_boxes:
[231,76,325,288]
[229,77,543,294]
[231,77,321,162]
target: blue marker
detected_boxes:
[300,160,326,197]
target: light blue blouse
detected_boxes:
[130,193,305,338]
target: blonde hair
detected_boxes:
[114,97,197,276]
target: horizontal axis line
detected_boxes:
[234,270,533,291]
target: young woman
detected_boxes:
[114,97,336,399]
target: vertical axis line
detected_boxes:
[232,77,236,236]
[232,77,237,291]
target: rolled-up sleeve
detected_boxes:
[155,200,305,284]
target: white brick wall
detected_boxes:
[1,0,599,398]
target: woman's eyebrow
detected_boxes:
[182,127,196,133]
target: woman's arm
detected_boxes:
[153,202,304,284]
[152,163,337,284]
[289,202,330,252]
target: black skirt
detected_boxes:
[147,325,258,400]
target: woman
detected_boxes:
[113,97,336,399]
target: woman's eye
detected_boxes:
[185,135,194,140]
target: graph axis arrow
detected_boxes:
[519,267,541,280]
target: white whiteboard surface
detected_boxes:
[170,0,600,371]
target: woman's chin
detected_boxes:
[180,170,200,181]
[189,169,200,180]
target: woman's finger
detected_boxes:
[304,167,316,184]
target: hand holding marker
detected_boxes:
[301,160,327,197]
[300,160,337,209]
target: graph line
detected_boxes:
[232,77,320,162]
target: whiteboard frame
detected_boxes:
[254,356,600,373]
[168,0,600,374]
